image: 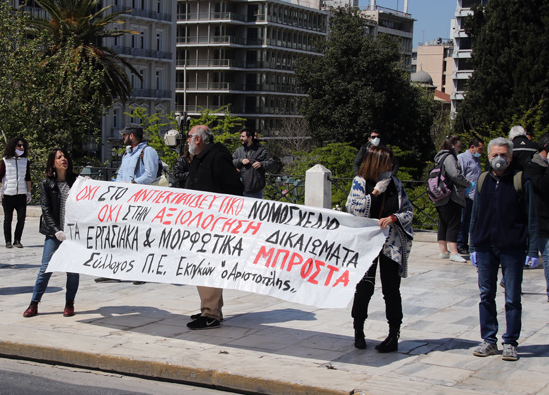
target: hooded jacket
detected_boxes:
[433,150,472,208]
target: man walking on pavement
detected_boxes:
[524,132,549,302]
[469,137,538,361]
[232,128,275,199]
[457,138,484,255]
[185,125,243,329]
[115,123,160,185]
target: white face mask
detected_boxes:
[370,137,380,146]
[15,149,24,157]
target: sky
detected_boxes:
[359,0,457,47]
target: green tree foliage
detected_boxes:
[0,3,106,162]
[457,0,549,134]
[26,0,140,105]
[295,7,435,173]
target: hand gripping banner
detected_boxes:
[47,178,388,308]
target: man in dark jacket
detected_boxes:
[524,132,549,302]
[469,137,538,361]
[232,128,275,198]
[509,125,538,171]
[185,125,243,329]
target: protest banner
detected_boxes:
[46,178,388,308]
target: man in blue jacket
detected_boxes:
[469,137,538,361]
[116,123,159,185]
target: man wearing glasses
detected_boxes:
[184,125,243,329]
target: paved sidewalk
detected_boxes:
[1,217,548,395]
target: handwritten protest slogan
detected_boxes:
[46,178,388,308]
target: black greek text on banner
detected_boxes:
[46,178,388,308]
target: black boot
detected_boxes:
[375,325,399,353]
[353,321,366,349]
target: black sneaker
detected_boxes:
[457,245,469,255]
[187,316,220,330]
[94,277,121,283]
[5,242,12,248]
[191,312,224,322]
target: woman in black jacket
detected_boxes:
[23,148,79,318]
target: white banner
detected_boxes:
[47,178,387,308]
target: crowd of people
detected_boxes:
[4,123,547,362]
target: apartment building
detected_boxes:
[414,39,454,93]
[360,0,414,72]
[102,0,176,164]
[175,0,329,135]
[450,0,487,114]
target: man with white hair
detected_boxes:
[469,137,538,361]
[509,125,538,171]
[184,125,243,330]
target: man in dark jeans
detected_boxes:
[470,137,538,361]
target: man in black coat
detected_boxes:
[524,132,549,302]
[509,125,538,171]
[185,125,243,329]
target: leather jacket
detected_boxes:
[39,173,78,236]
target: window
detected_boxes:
[140,31,145,49]
[139,69,145,89]
[156,32,162,51]
[156,70,161,90]
[113,109,119,128]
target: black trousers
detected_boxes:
[351,253,403,327]
[436,199,462,243]
[3,194,27,243]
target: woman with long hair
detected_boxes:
[1,136,31,248]
[346,146,414,352]
[434,136,472,262]
[23,148,79,318]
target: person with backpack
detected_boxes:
[434,136,473,263]
[469,137,538,361]
[115,123,159,185]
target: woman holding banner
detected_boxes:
[346,146,413,352]
[23,148,79,318]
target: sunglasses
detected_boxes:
[17,144,24,148]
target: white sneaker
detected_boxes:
[439,252,450,259]
[450,254,467,263]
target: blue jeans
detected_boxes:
[31,236,79,302]
[243,190,263,199]
[539,237,549,298]
[477,246,524,346]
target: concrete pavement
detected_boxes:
[1,214,549,395]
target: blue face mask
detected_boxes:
[473,152,481,158]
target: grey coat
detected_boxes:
[433,150,472,208]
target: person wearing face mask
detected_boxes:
[456,138,485,255]
[434,136,473,263]
[353,130,400,176]
[524,132,549,302]
[469,137,538,361]
[346,146,414,352]
[0,136,32,248]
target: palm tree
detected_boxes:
[24,0,140,106]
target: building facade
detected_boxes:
[360,0,414,72]
[176,0,329,135]
[102,0,176,165]
[450,0,488,114]
[414,39,454,93]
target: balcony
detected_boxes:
[175,104,302,116]
[177,36,317,53]
[175,82,304,94]
[176,59,294,71]
[112,5,172,22]
[113,46,172,60]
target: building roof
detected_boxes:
[434,89,451,103]
[410,69,433,85]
